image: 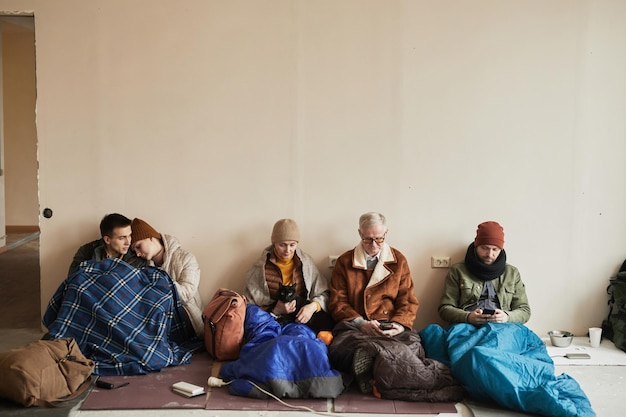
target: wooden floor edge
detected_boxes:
[6,225,40,233]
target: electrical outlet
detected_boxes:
[329,255,339,268]
[431,256,451,268]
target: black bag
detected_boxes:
[601,260,626,352]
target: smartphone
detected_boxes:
[482,309,495,315]
[379,322,394,330]
[96,379,129,389]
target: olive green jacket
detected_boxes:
[438,263,531,324]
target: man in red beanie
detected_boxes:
[438,221,531,325]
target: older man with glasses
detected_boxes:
[327,212,460,402]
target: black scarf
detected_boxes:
[464,242,506,281]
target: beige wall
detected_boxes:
[0,0,624,336]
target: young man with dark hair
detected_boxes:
[68,213,147,275]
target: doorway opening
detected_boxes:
[0,15,40,329]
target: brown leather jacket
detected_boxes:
[329,243,419,329]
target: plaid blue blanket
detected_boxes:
[43,258,198,375]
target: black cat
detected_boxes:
[278,282,298,303]
[274,283,309,324]
[274,283,336,332]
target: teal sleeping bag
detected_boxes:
[419,323,595,417]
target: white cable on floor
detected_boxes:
[207,377,342,416]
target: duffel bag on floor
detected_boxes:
[0,337,94,407]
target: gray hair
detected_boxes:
[359,212,386,230]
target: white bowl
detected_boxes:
[548,330,574,347]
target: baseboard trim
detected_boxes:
[6,225,40,233]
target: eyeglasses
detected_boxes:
[362,235,386,244]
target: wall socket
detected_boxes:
[328,255,339,268]
[431,256,451,268]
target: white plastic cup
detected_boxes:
[589,327,602,348]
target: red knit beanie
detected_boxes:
[474,221,505,249]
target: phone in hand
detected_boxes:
[379,322,394,330]
[482,308,495,315]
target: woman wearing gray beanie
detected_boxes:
[244,219,334,334]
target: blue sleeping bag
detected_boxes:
[219,304,343,399]
[419,323,595,417]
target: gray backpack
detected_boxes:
[602,261,626,352]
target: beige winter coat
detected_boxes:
[159,234,204,336]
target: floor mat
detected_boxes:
[80,353,213,410]
[207,387,456,414]
[81,353,457,414]
[333,387,458,414]
[207,387,330,412]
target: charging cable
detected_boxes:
[207,377,341,416]
[207,376,231,387]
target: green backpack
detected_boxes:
[602,269,626,352]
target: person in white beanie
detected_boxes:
[243,218,333,334]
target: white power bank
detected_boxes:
[565,353,591,359]
[171,381,206,397]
